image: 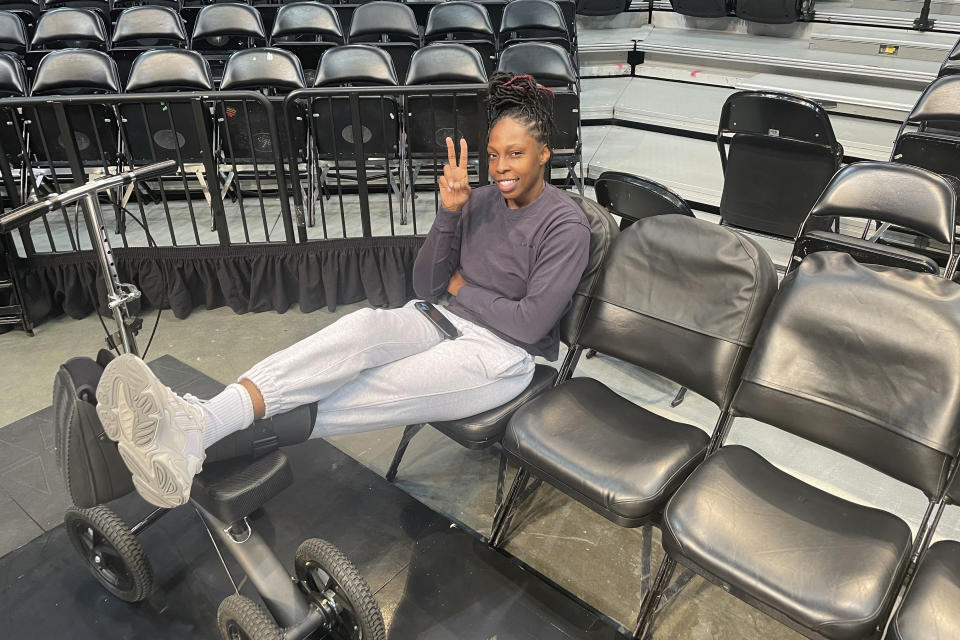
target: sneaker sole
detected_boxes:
[97,356,196,508]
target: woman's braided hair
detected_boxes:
[487,71,555,148]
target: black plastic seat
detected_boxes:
[269,2,343,82]
[790,162,957,277]
[404,43,487,162]
[893,75,960,173]
[191,3,266,80]
[638,249,960,640]
[347,1,420,80]
[576,0,629,14]
[492,214,777,545]
[594,171,693,230]
[424,1,497,74]
[122,49,214,165]
[499,0,569,51]
[497,42,580,185]
[0,11,26,56]
[386,194,620,493]
[718,90,843,240]
[0,53,28,181]
[191,449,293,525]
[663,445,912,636]
[29,7,106,50]
[311,44,400,162]
[110,6,187,84]
[28,49,120,168]
[220,47,307,164]
[735,0,811,23]
[669,0,731,17]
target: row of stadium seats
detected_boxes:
[670,0,813,24]
[0,0,575,80]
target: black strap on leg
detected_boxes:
[204,402,317,464]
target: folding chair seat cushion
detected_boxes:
[662,445,912,640]
[429,363,557,449]
[670,0,731,18]
[889,540,960,640]
[505,377,710,525]
[721,134,838,238]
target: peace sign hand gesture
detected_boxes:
[439,137,471,213]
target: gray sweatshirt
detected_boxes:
[413,183,591,360]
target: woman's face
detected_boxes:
[487,116,551,210]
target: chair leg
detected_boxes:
[670,387,687,408]
[495,450,508,509]
[633,556,677,640]
[489,467,529,549]
[385,423,425,482]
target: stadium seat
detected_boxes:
[0,11,26,57]
[790,162,956,277]
[594,171,694,230]
[191,3,266,80]
[269,2,343,84]
[638,247,960,640]
[0,53,29,196]
[347,1,421,80]
[28,49,120,170]
[110,6,187,84]
[575,0,630,16]
[499,0,569,52]
[497,41,581,190]
[424,1,497,74]
[29,7,107,52]
[219,47,307,165]
[717,90,843,240]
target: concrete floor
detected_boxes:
[5,295,959,639]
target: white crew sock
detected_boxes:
[198,383,256,449]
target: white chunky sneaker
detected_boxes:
[96,354,206,508]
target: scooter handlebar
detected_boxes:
[0,160,178,235]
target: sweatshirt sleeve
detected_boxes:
[455,220,590,345]
[412,205,464,300]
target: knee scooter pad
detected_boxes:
[53,355,135,508]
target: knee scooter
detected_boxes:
[1,161,385,640]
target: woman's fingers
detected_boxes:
[445,137,457,168]
[458,137,469,171]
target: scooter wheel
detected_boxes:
[217,594,282,640]
[295,538,386,640]
[64,505,153,602]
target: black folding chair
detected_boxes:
[497,41,582,193]
[735,0,813,23]
[385,194,620,508]
[718,90,843,240]
[499,0,570,52]
[0,53,28,210]
[27,7,108,77]
[594,170,694,230]
[575,0,630,15]
[636,239,960,639]
[0,11,26,58]
[424,1,497,75]
[190,3,266,82]
[790,162,957,278]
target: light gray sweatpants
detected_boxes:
[241,301,536,438]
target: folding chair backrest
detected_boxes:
[31,47,117,94]
[497,41,578,154]
[670,0,731,18]
[112,6,186,46]
[734,251,960,496]
[594,171,693,228]
[0,52,27,168]
[0,51,25,95]
[30,7,106,50]
[221,47,305,92]
[271,2,343,44]
[579,214,778,409]
[0,11,26,55]
[896,75,960,156]
[556,193,619,346]
[719,91,843,239]
[424,1,496,73]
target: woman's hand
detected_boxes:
[439,137,471,212]
[447,269,468,296]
